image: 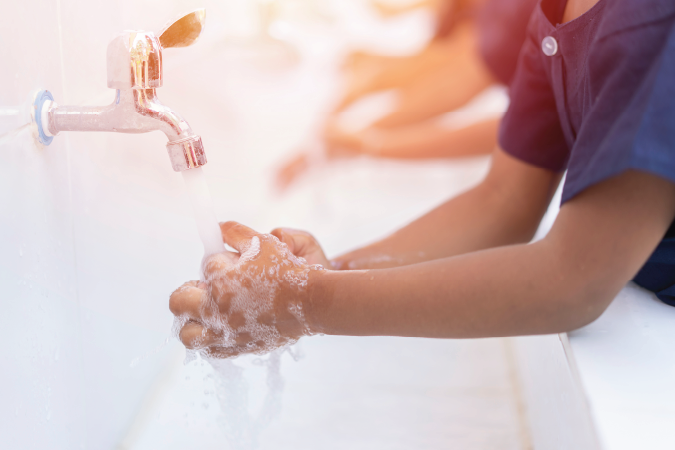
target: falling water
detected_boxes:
[181,167,226,257]
[180,166,286,449]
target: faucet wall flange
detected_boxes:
[32,90,56,146]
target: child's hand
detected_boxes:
[169,222,324,359]
[270,227,332,268]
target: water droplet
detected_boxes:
[19,247,23,257]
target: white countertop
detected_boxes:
[568,284,675,450]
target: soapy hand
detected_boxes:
[170,222,325,359]
[269,227,332,268]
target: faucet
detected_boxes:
[33,9,208,172]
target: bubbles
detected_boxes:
[239,236,261,263]
[188,233,323,359]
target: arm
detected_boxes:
[375,117,500,159]
[337,21,484,113]
[330,117,500,160]
[308,170,675,337]
[334,148,560,269]
[169,152,674,355]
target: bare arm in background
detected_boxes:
[324,117,500,160]
[339,21,494,126]
[276,14,496,190]
[332,148,558,269]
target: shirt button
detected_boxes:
[542,36,558,56]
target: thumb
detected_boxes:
[270,228,298,253]
[270,228,330,266]
[219,221,260,254]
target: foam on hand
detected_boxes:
[176,170,323,447]
[174,234,323,359]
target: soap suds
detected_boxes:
[185,233,323,358]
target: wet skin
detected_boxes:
[170,223,329,358]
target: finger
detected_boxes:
[270,228,329,266]
[233,332,267,352]
[202,345,242,359]
[202,252,237,281]
[226,310,246,330]
[207,279,242,317]
[219,221,261,254]
[169,282,205,320]
[270,228,313,254]
[270,228,294,251]
[235,331,254,346]
[179,321,223,350]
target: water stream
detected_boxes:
[181,167,226,258]
[180,166,286,449]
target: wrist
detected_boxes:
[304,268,340,335]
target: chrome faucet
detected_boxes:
[33,9,208,172]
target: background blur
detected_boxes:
[0,1,531,449]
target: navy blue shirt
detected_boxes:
[499,0,675,304]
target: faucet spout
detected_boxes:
[47,89,206,172]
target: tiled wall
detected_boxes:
[0,1,236,448]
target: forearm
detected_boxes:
[313,171,675,339]
[369,33,466,92]
[333,150,558,269]
[364,117,500,159]
[311,239,605,338]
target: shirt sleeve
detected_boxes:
[561,18,675,203]
[498,19,570,172]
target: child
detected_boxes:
[276,0,538,189]
[170,0,675,358]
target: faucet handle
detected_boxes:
[158,9,206,49]
[107,9,206,90]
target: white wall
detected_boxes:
[0,1,238,448]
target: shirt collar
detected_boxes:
[536,0,675,39]
[595,0,675,39]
